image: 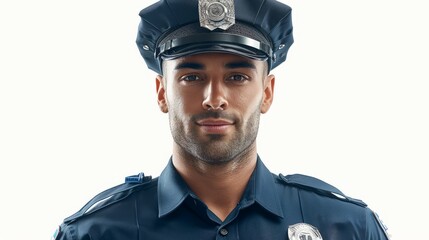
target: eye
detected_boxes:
[180,74,201,82]
[227,74,249,82]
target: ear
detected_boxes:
[156,75,168,113]
[260,74,275,113]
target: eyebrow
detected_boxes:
[174,62,205,70]
[225,61,256,69]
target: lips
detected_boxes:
[196,118,234,134]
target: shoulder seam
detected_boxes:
[279,173,367,207]
[64,177,156,224]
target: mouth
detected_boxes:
[196,118,234,134]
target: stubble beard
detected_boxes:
[169,108,261,166]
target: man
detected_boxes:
[53,0,390,239]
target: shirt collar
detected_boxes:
[157,158,190,217]
[242,156,284,218]
[157,156,283,218]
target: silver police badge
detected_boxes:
[199,0,235,30]
[288,223,323,240]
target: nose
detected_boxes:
[202,80,228,111]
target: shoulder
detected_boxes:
[53,173,157,240]
[276,173,367,206]
[274,173,390,239]
[64,172,156,224]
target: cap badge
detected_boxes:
[199,0,235,31]
[288,223,323,240]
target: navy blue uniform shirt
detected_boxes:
[54,157,389,240]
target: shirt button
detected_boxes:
[219,228,228,236]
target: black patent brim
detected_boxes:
[159,43,269,62]
[157,32,271,60]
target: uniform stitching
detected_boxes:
[296,188,305,222]
[253,0,267,24]
[135,197,140,239]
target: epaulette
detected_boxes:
[279,173,367,207]
[63,172,153,224]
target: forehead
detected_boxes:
[163,53,266,71]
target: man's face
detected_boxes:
[157,53,275,164]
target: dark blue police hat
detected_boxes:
[136,0,293,74]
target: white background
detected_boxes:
[1,0,428,239]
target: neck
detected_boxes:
[172,143,258,221]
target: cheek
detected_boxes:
[232,88,263,111]
[167,87,201,115]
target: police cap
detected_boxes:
[136,0,294,74]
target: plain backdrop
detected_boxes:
[1,0,428,239]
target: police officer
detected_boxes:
[53,0,390,239]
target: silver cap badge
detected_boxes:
[288,223,323,240]
[199,0,235,30]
